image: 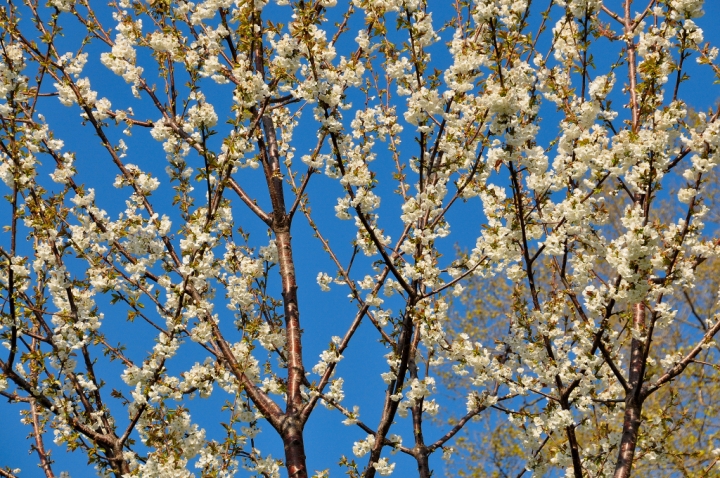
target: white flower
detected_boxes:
[260,240,278,263]
[342,406,360,426]
[317,272,333,292]
[678,187,697,204]
[352,434,376,457]
[187,101,218,128]
[373,457,395,476]
[49,0,73,11]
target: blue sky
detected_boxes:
[2,0,720,476]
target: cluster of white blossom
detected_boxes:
[2,0,720,475]
[100,17,145,94]
[312,337,344,376]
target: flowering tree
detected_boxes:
[442,176,720,476]
[1,0,719,476]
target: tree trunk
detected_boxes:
[566,425,583,478]
[282,415,308,478]
[415,447,431,478]
[412,400,431,478]
[613,303,646,478]
[613,396,642,478]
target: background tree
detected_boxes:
[443,180,720,476]
[1,0,720,477]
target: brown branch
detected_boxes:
[644,314,720,397]
[30,399,56,478]
[227,177,272,225]
[427,404,486,453]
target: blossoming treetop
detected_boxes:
[0,0,719,476]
